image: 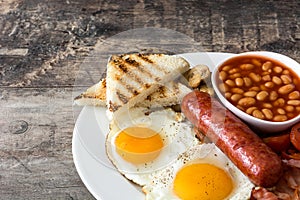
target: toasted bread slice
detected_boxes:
[137,81,191,108]
[74,79,192,108]
[74,79,106,106]
[106,54,190,118]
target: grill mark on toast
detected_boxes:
[145,85,164,102]
[110,60,138,84]
[111,70,141,105]
[144,83,151,89]
[119,54,168,86]
[74,94,84,100]
[75,92,105,100]
[109,100,121,112]
[137,54,154,63]
[124,57,153,78]
[114,61,144,94]
[126,55,162,82]
[120,60,144,86]
[116,90,129,104]
[118,77,140,97]
[137,54,168,75]
[124,57,139,66]
[117,63,128,73]
[110,56,152,96]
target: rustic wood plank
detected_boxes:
[0,87,94,199]
[0,0,299,87]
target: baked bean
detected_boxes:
[283,69,290,75]
[231,88,244,94]
[219,71,227,81]
[281,74,292,84]
[262,103,273,109]
[235,77,244,86]
[273,115,288,122]
[256,91,269,101]
[238,97,256,107]
[277,108,286,115]
[246,106,257,115]
[289,91,300,100]
[231,94,243,102]
[228,68,239,74]
[262,61,272,71]
[230,73,241,79]
[251,58,262,67]
[262,109,273,120]
[262,71,271,76]
[225,92,232,99]
[236,105,245,112]
[236,105,245,111]
[219,83,229,92]
[249,86,260,91]
[285,105,294,112]
[272,76,282,85]
[243,77,252,87]
[278,84,295,95]
[287,100,300,106]
[262,75,271,81]
[240,63,255,70]
[244,91,257,97]
[249,72,261,82]
[225,79,235,87]
[222,65,231,71]
[265,82,274,88]
[269,91,278,101]
[217,55,300,122]
[274,98,285,107]
[253,110,265,119]
[260,84,268,91]
[273,66,283,73]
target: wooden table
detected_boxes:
[1,0,299,199]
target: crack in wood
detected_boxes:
[11,155,32,173]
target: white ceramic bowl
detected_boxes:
[211,51,300,134]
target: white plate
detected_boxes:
[72,52,235,200]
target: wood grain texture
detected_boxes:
[0,87,94,199]
[0,0,299,199]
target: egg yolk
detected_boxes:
[115,127,163,164]
[173,163,233,200]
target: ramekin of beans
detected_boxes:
[212,51,300,134]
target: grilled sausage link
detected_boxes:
[181,91,282,187]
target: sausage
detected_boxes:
[181,91,282,187]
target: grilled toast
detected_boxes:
[74,78,107,107]
[106,54,190,118]
[74,79,192,108]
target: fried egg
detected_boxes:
[105,107,199,186]
[142,143,254,200]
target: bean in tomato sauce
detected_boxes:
[216,55,300,122]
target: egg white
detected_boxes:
[142,143,255,200]
[105,107,199,186]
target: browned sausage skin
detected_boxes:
[181,91,282,187]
